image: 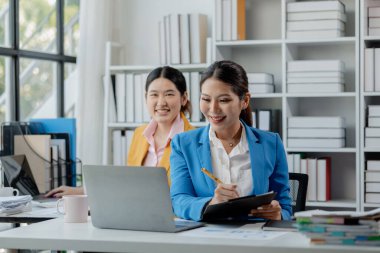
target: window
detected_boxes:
[0,0,79,122]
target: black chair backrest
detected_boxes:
[289,172,308,214]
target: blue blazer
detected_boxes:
[170,122,292,221]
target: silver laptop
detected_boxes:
[83,165,203,233]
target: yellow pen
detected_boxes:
[201,168,223,184]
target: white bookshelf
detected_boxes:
[360,0,380,210]
[103,0,379,211]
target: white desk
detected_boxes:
[0,218,379,253]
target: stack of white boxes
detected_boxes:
[286,0,346,39]
[247,73,274,94]
[287,60,345,93]
[368,6,380,36]
[287,116,346,148]
[365,105,380,148]
[365,160,380,204]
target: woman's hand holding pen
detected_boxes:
[209,183,240,205]
[249,200,282,220]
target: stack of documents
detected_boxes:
[295,208,380,246]
[287,116,346,148]
[287,60,345,93]
[0,195,33,215]
[286,0,346,39]
[247,73,275,94]
[365,105,380,148]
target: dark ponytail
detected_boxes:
[200,60,252,126]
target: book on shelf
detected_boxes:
[133,74,144,123]
[159,21,166,65]
[190,13,208,64]
[116,73,126,123]
[368,117,380,127]
[112,130,122,166]
[300,158,307,174]
[179,14,190,64]
[294,153,302,174]
[287,83,344,93]
[248,84,274,94]
[190,72,201,122]
[288,138,345,148]
[104,75,117,123]
[183,72,191,99]
[288,71,343,78]
[171,13,182,64]
[288,128,345,138]
[368,105,380,117]
[221,0,232,41]
[255,109,281,135]
[287,20,345,31]
[287,77,344,83]
[375,49,380,92]
[317,157,331,202]
[365,171,380,182]
[307,158,317,201]
[287,11,347,22]
[367,160,380,171]
[365,137,380,148]
[364,48,375,92]
[287,60,344,73]
[287,30,344,39]
[365,128,380,138]
[287,1,345,13]
[141,73,151,123]
[365,193,380,204]
[247,73,274,84]
[126,73,135,123]
[231,0,246,40]
[287,153,294,173]
[164,15,171,65]
[288,116,345,128]
[215,0,222,41]
[366,182,380,193]
[251,111,256,128]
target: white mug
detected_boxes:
[57,195,88,223]
[0,187,19,197]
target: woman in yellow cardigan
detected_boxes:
[46,66,194,197]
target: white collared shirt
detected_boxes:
[209,124,253,197]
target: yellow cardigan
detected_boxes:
[127,113,194,184]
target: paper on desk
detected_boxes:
[179,224,287,240]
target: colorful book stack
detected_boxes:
[247,73,274,94]
[287,116,346,148]
[369,6,380,36]
[295,208,380,246]
[365,105,380,147]
[286,0,346,39]
[287,60,345,93]
[365,160,380,204]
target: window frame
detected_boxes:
[0,0,77,121]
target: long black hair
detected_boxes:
[145,66,192,116]
[200,60,252,126]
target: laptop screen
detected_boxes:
[0,154,40,196]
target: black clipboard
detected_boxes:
[202,191,277,221]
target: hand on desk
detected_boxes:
[45,186,84,198]
[249,200,282,220]
[209,183,239,205]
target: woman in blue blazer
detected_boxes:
[170,60,292,221]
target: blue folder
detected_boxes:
[29,118,77,186]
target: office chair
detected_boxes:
[289,172,308,214]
